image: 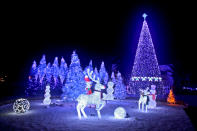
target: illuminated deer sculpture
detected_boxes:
[138,87,150,112]
[76,69,106,119]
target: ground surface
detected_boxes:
[0,99,195,131]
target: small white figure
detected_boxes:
[138,87,150,112]
[43,85,51,107]
[103,81,114,100]
[148,85,157,108]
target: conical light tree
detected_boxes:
[38,55,47,84]
[94,67,99,78]
[99,61,109,85]
[59,57,68,84]
[51,57,59,86]
[84,60,94,75]
[114,72,127,99]
[129,13,163,96]
[30,60,38,80]
[26,60,38,96]
[111,72,116,85]
[46,63,52,83]
[167,89,176,104]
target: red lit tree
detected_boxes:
[167,89,176,104]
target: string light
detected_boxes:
[129,13,163,96]
[13,98,30,113]
[114,107,126,119]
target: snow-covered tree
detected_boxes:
[114,72,127,99]
[43,85,51,106]
[99,61,109,85]
[63,51,86,101]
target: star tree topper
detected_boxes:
[142,13,148,20]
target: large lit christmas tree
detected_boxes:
[129,13,163,96]
[63,51,86,101]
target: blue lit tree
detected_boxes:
[114,72,127,99]
[84,60,93,76]
[99,61,109,85]
[37,55,47,84]
[94,67,99,78]
[61,83,70,101]
[63,51,86,101]
[46,63,52,83]
[129,14,163,96]
[34,76,41,96]
[26,60,38,96]
[111,72,116,85]
[59,57,68,84]
[51,57,59,87]
[30,61,38,80]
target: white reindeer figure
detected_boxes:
[76,69,106,119]
[138,87,150,112]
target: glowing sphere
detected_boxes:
[13,98,30,113]
[114,107,126,119]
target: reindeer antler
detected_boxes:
[87,68,100,83]
[139,88,143,92]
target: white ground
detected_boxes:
[0,99,195,131]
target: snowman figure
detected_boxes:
[148,85,157,108]
[103,81,114,100]
[43,84,51,107]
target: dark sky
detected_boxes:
[1,1,197,87]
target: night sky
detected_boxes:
[1,1,197,97]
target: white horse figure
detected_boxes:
[138,87,150,112]
[76,69,106,119]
